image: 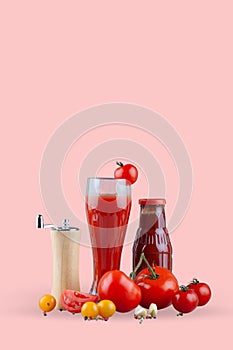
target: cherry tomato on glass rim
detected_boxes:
[61,290,98,313]
[97,270,141,312]
[114,162,138,184]
[172,286,199,315]
[187,278,211,306]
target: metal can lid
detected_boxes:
[139,198,166,206]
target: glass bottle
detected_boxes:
[133,198,173,273]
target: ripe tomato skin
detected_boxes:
[97,270,141,313]
[61,290,98,313]
[187,279,211,306]
[114,162,138,184]
[134,266,179,309]
[172,288,199,314]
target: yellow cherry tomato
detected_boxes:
[97,300,116,318]
[81,302,99,319]
[39,294,56,314]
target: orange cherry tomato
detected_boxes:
[97,300,116,318]
[81,302,99,319]
[39,294,56,315]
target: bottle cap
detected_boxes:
[139,198,166,206]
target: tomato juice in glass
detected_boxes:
[86,178,131,294]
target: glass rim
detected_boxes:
[87,177,130,182]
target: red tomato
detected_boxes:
[187,278,211,306]
[97,270,141,313]
[61,290,98,313]
[134,266,179,309]
[114,162,138,184]
[172,286,199,314]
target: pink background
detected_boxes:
[1,0,233,349]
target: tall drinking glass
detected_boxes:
[86,178,131,294]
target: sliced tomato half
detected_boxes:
[61,290,98,313]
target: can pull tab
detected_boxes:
[36,214,58,230]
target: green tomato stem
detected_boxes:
[186,278,199,288]
[180,285,189,292]
[116,161,124,167]
[130,253,159,280]
[191,278,199,284]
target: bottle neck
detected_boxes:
[139,205,166,230]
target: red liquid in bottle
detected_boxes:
[133,199,172,273]
[86,195,131,293]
